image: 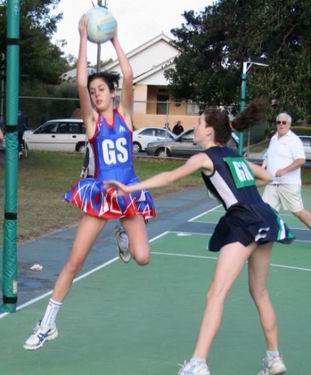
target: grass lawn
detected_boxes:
[0,151,310,243]
[0,151,201,242]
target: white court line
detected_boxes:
[188,204,222,222]
[0,231,170,320]
[152,251,311,272]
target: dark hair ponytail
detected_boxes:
[87,71,120,92]
[231,99,267,131]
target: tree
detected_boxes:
[0,0,69,86]
[166,0,311,119]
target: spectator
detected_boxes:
[18,110,28,158]
[262,112,311,229]
[172,120,184,135]
[163,122,171,131]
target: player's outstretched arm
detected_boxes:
[248,161,272,186]
[106,153,212,194]
[111,31,133,122]
[77,15,97,139]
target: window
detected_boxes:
[35,122,59,134]
[140,129,154,136]
[301,137,311,147]
[180,130,194,141]
[69,122,84,134]
[154,129,166,137]
[187,102,200,115]
[157,94,169,115]
[58,123,71,134]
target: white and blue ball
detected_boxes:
[86,7,117,44]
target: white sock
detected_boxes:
[41,298,62,328]
[266,350,280,360]
[191,357,206,365]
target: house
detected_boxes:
[62,33,200,129]
[104,33,199,129]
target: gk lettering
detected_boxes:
[102,138,128,164]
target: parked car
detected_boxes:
[23,119,86,153]
[299,135,311,160]
[145,128,240,157]
[132,127,175,152]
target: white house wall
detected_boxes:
[128,40,178,78]
[138,69,170,86]
[107,39,178,86]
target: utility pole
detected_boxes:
[96,0,108,73]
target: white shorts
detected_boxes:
[262,184,304,212]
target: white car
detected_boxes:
[132,127,175,152]
[23,119,87,153]
[299,135,311,160]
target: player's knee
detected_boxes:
[64,259,83,275]
[249,285,268,302]
[206,282,227,303]
[135,252,150,266]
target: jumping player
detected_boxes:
[107,101,293,375]
[24,15,155,350]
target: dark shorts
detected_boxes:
[209,203,294,252]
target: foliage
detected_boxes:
[0,0,69,85]
[292,126,311,136]
[166,0,311,119]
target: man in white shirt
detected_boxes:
[262,112,311,228]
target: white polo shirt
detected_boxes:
[265,130,305,185]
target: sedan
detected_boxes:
[23,119,87,153]
[133,127,175,152]
[146,129,239,157]
[299,135,311,160]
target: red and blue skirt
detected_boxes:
[64,177,156,220]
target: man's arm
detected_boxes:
[275,158,305,177]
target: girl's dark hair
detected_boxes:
[203,99,267,144]
[87,71,120,92]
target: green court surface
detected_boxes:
[0,230,310,374]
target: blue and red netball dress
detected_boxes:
[65,110,156,220]
[201,146,294,252]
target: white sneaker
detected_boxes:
[257,355,287,375]
[178,359,210,375]
[23,321,58,350]
[114,225,131,263]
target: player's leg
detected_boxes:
[179,242,256,375]
[24,214,106,350]
[121,215,150,265]
[114,222,131,263]
[248,242,286,375]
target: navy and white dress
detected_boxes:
[202,146,294,252]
